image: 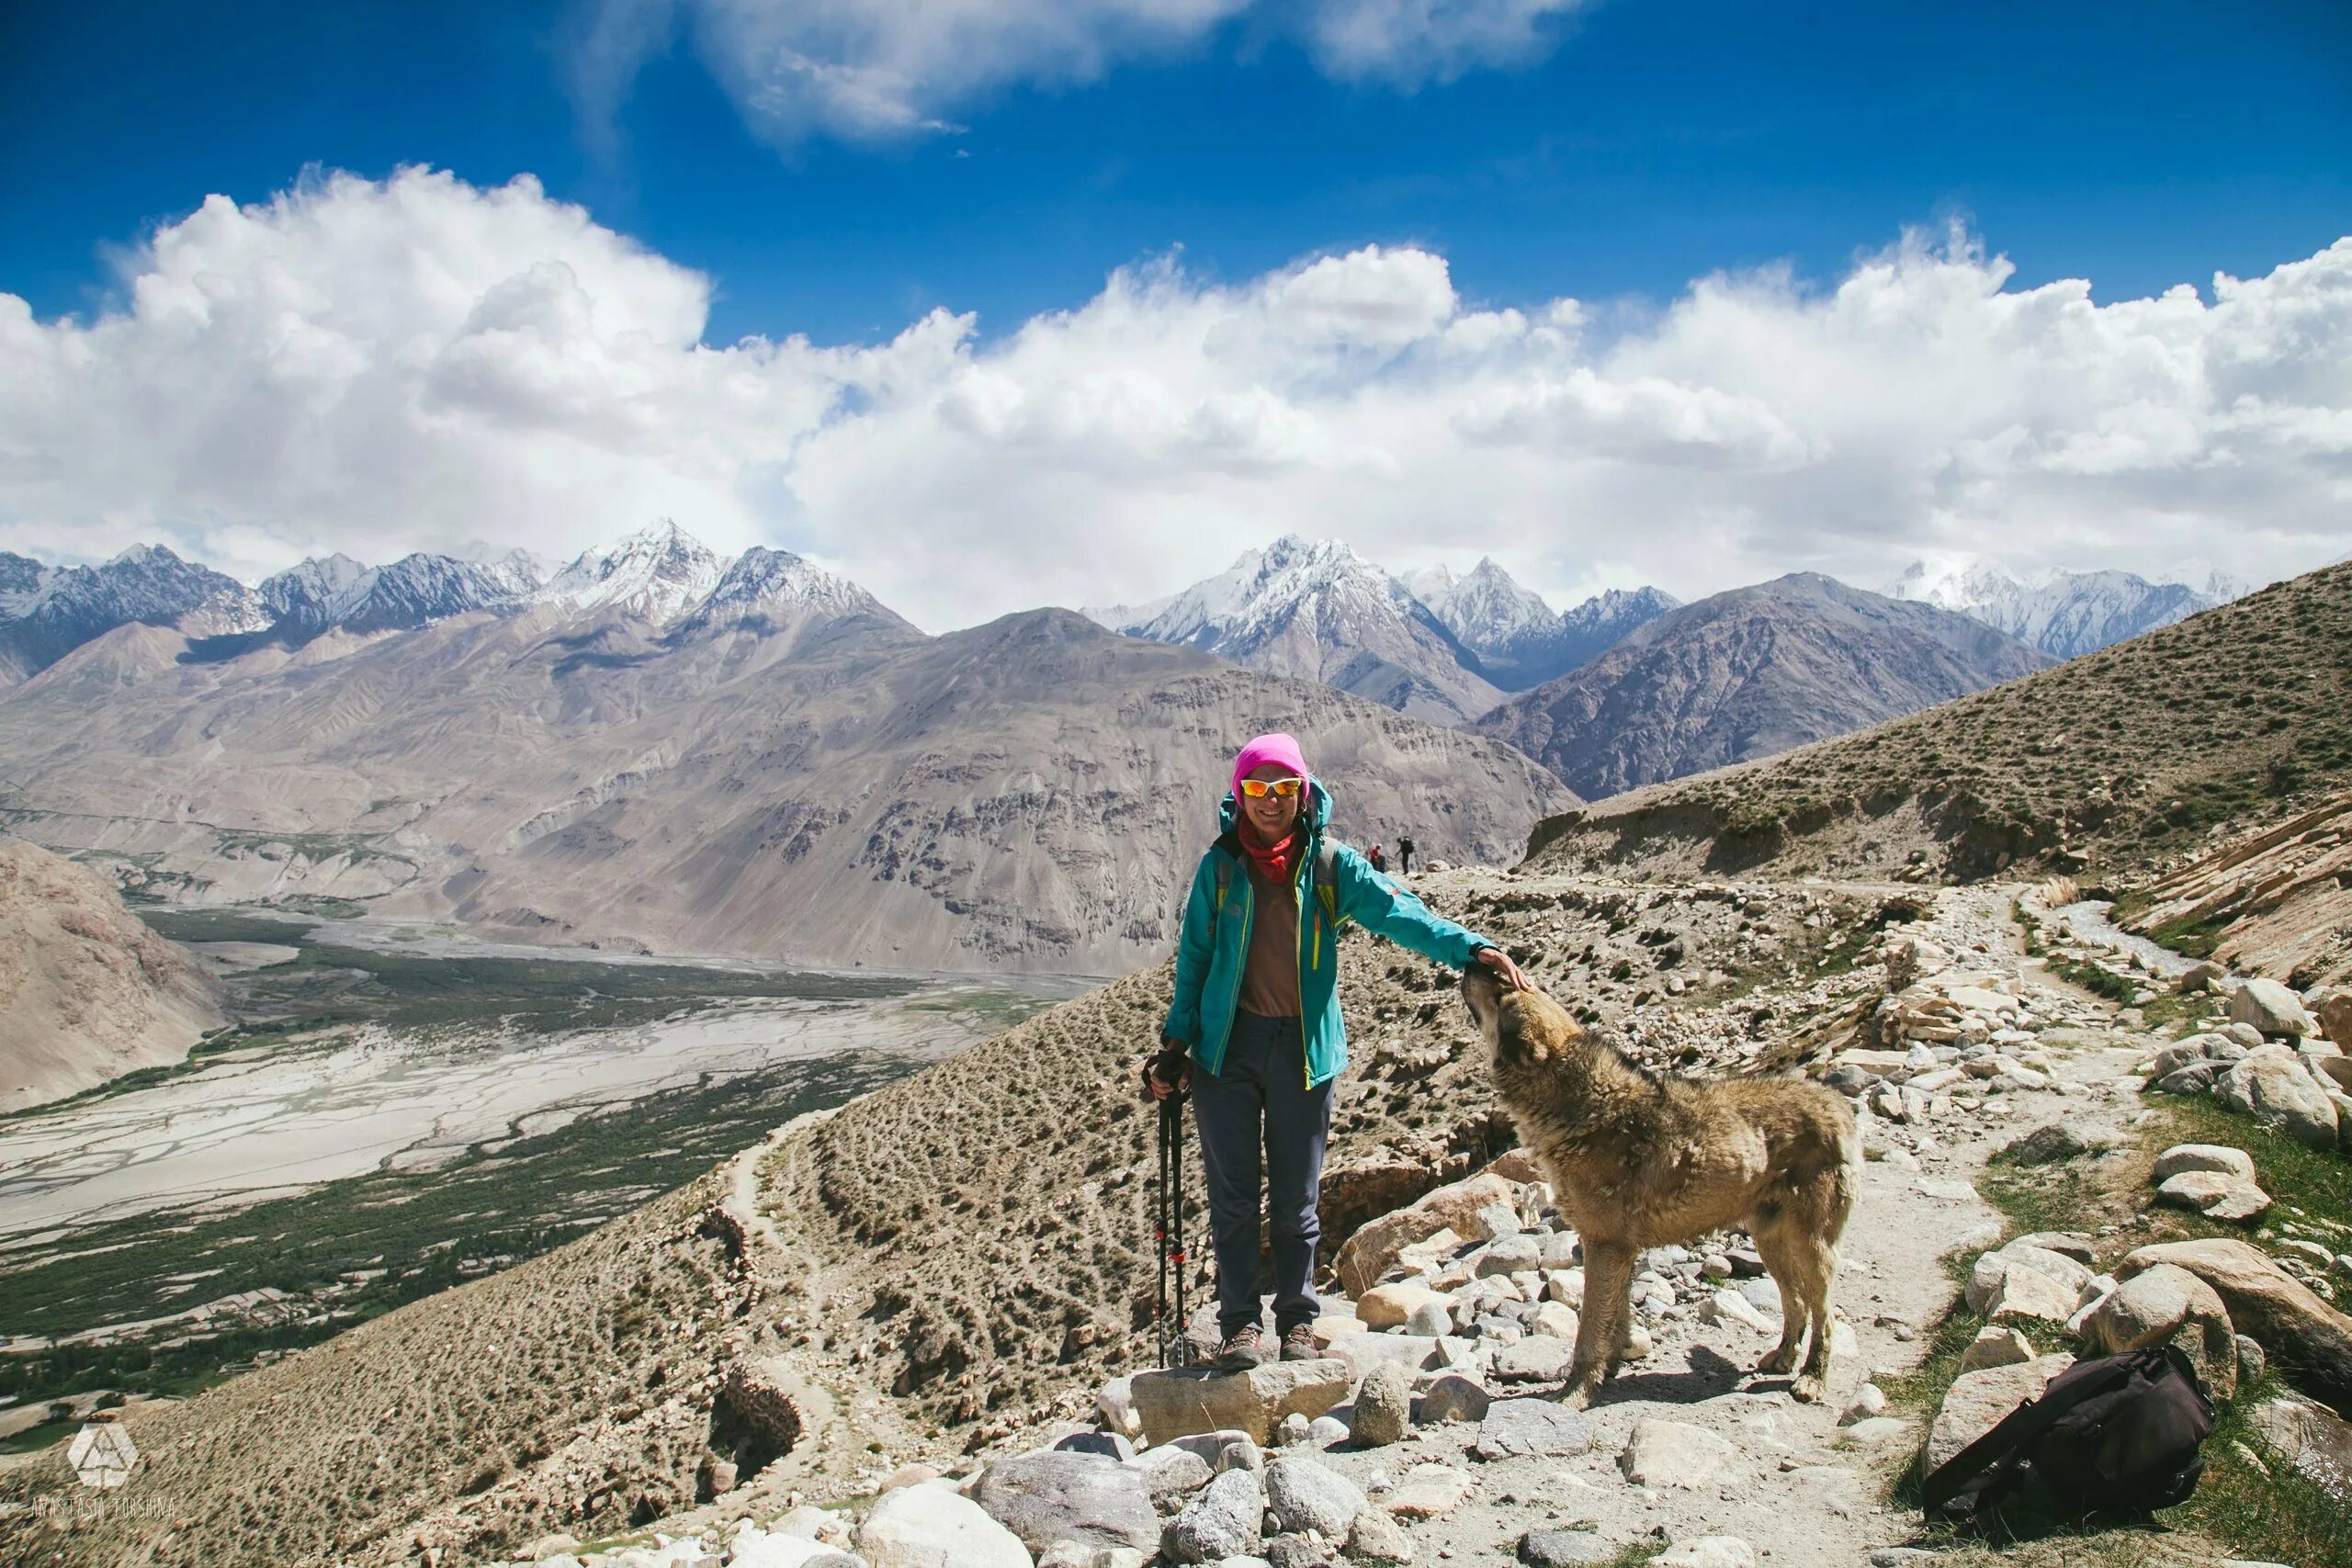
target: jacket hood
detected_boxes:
[1217,773,1332,840]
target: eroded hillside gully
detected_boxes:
[9,863,2349,1568]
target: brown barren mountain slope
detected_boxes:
[0,871,1884,1566]
[1523,560,2352,886]
[0,606,1572,973]
[0,837,227,1111]
[1475,572,2052,799]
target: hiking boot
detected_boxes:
[1278,1323,1319,1361]
[1212,1325,1264,1372]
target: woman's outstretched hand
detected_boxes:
[1476,945,1533,992]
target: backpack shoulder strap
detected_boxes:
[1921,1353,2145,1518]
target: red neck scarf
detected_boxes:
[1239,821,1302,885]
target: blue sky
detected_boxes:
[2,0,2348,627]
[6,0,2347,346]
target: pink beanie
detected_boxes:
[1230,732,1311,801]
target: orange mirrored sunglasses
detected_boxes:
[1238,777,1304,799]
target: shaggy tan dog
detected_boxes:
[1464,966,1859,1405]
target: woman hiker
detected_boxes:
[1144,732,1530,1371]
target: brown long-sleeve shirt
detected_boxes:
[1238,858,1301,1019]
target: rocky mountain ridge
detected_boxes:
[1476,572,2053,800]
[1408,563,1679,691]
[1526,559,2352,887]
[0,599,1571,974]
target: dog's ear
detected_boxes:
[1496,993,1552,1065]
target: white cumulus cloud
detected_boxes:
[3,168,2348,631]
[569,0,1592,148]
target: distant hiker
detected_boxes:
[1368,842,1386,874]
[1145,733,1530,1371]
[1396,834,1416,875]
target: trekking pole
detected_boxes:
[1167,1093,1190,1368]
[1154,1092,1173,1369]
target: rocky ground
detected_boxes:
[12,856,2351,1568]
[453,877,2352,1568]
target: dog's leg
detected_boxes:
[1783,1231,1840,1403]
[1749,1217,1809,1380]
[1564,1238,1635,1408]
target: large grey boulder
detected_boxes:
[973,1451,1158,1553]
[1163,1467,1263,1563]
[2120,1238,2352,1412]
[1262,1455,1367,1538]
[1130,1360,1353,1445]
[2218,1046,2341,1151]
[855,1481,1035,1568]
[2231,977,2320,1040]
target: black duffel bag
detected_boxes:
[1922,1344,2216,1524]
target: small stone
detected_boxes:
[2231,977,2320,1041]
[1351,1363,1412,1448]
[1404,1301,1453,1338]
[1262,1455,1367,1539]
[1358,1283,1451,1331]
[1517,1529,1616,1567]
[1702,1289,1775,1334]
[1164,1468,1264,1563]
[1275,1413,1312,1447]
[1838,1384,1887,1425]
[1215,1437,1264,1475]
[1473,1398,1593,1461]
[1490,1338,1577,1383]
[1476,1235,1544,1278]
[2235,1334,2267,1385]
[1618,1418,1734,1489]
[1381,1461,1472,1519]
[1957,1325,2034,1373]
[2152,1144,2257,1183]
[1130,1443,1215,1510]
[1986,1263,2080,1329]
[1415,1375,1492,1426]
[1346,1507,1416,1564]
[2156,1169,2271,1223]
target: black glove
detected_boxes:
[1140,1044,1190,1103]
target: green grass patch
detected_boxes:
[2146,910,2233,960]
[1875,1074,2352,1568]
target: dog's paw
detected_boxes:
[1753,1345,1799,1376]
[1789,1372,1826,1404]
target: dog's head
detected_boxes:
[1462,965,1587,1069]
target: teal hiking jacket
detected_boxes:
[1159,776,1497,1088]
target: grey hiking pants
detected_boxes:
[1192,1010,1335,1337]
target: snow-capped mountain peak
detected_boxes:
[1413,557,1561,651]
[1886,555,2251,659]
[1885,556,2026,614]
[541,519,729,626]
[684,546,887,625]
[453,541,551,596]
